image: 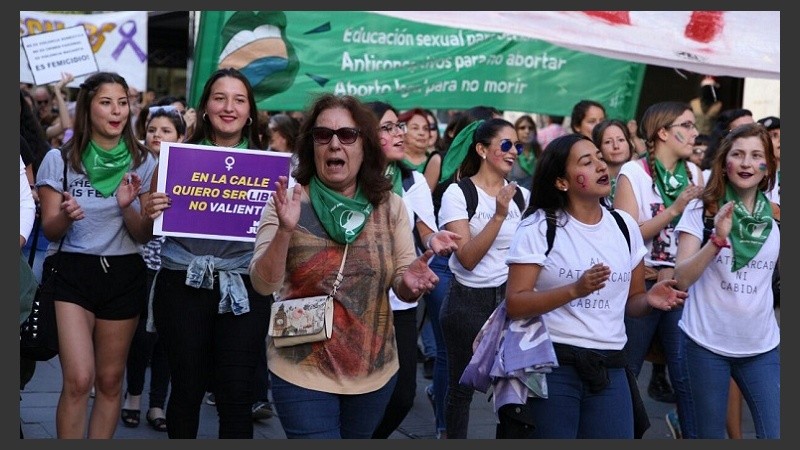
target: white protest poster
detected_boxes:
[21,26,99,86]
[20,11,148,90]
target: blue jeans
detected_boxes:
[624,281,694,437]
[440,278,505,439]
[270,372,397,439]
[523,364,633,438]
[423,254,452,434]
[683,333,780,439]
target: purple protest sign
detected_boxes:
[154,143,292,242]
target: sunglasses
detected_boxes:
[379,122,407,134]
[499,139,524,155]
[311,127,361,145]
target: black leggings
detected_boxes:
[153,269,269,439]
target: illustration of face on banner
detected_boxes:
[218,11,299,102]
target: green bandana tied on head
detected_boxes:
[200,137,250,149]
[652,157,690,225]
[385,163,404,197]
[81,140,132,197]
[724,184,773,272]
[309,176,373,244]
[439,120,484,182]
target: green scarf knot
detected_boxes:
[309,176,373,244]
[81,140,132,197]
[724,185,773,272]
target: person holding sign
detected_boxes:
[35,72,158,438]
[148,68,268,439]
[249,93,439,439]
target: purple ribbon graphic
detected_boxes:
[111,20,147,62]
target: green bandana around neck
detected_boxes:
[653,158,690,224]
[385,163,404,197]
[200,137,250,149]
[724,184,773,272]
[309,176,373,244]
[402,158,426,174]
[440,120,483,182]
[81,140,132,197]
[518,148,536,176]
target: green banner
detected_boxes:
[191,11,645,119]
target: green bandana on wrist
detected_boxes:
[385,163,404,197]
[653,159,689,225]
[309,176,373,244]
[724,184,773,272]
[440,120,483,182]
[81,140,132,197]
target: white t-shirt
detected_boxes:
[507,208,647,350]
[388,171,439,311]
[439,179,530,288]
[617,159,703,268]
[674,199,780,357]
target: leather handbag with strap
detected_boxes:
[268,243,348,348]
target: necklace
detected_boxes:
[211,137,245,147]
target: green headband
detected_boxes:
[440,119,484,182]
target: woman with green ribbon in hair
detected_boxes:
[36,72,159,438]
[249,93,439,439]
[673,123,780,438]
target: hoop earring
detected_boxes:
[203,113,208,122]
[247,117,253,126]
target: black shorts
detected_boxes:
[42,252,146,320]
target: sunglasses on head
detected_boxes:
[311,127,361,145]
[499,139,524,155]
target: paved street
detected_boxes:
[21,357,755,439]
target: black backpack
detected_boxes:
[544,208,631,257]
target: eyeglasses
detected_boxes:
[379,122,407,134]
[311,127,361,145]
[499,139,524,155]
[667,121,698,131]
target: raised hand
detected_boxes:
[116,172,142,209]
[274,176,301,232]
[572,262,611,298]
[494,181,518,218]
[713,201,734,239]
[402,249,439,298]
[144,192,172,220]
[429,230,461,257]
[647,278,688,311]
[61,191,85,221]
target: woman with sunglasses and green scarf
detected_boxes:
[249,93,439,439]
[673,123,780,439]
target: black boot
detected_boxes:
[647,363,676,403]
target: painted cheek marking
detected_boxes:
[759,163,767,171]
[576,174,587,189]
[674,131,686,144]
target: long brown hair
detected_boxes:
[63,72,150,173]
[702,123,776,216]
[640,101,697,193]
[293,93,391,206]
[188,68,262,149]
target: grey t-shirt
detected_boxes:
[36,147,158,256]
